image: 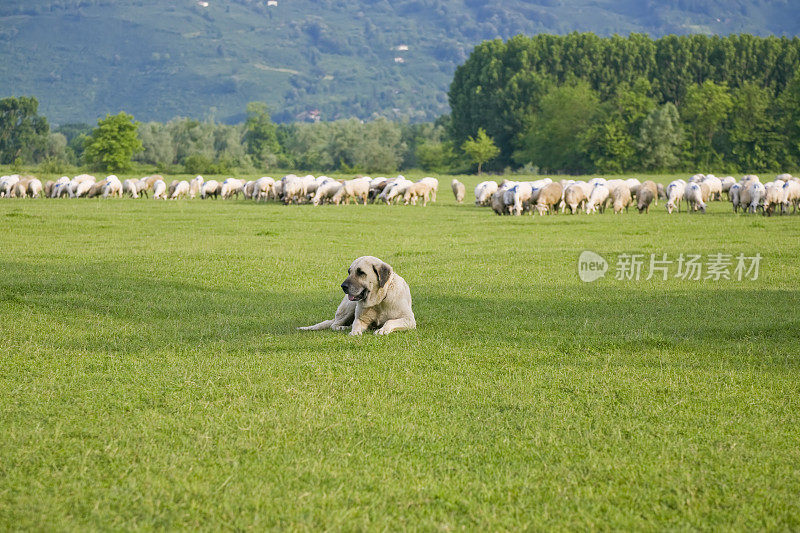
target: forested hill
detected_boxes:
[1,0,799,125]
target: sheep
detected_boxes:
[254,177,274,201]
[143,175,164,189]
[43,180,55,198]
[123,179,140,198]
[404,181,434,206]
[657,183,666,201]
[382,178,414,205]
[637,185,655,213]
[740,182,765,214]
[201,180,220,199]
[763,182,783,216]
[368,177,389,202]
[271,180,284,201]
[420,177,439,203]
[611,184,633,214]
[451,179,466,203]
[152,179,167,200]
[0,175,20,197]
[11,177,35,198]
[220,178,245,200]
[535,182,563,216]
[563,183,588,214]
[86,178,109,198]
[685,183,707,213]
[730,183,742,212]
[27,178,43,198]
[280,175,302,203]
[189,176,204,199]
[242,180,256,199]
[71,176,96,198]
[702,175,722,201]
[101,175,122,198]
[586,183,610,214]
[782,180,800,214]
[665,180,686,214]
[313,181,343,206]
[720,177,736,200]
[170,180,190,200]
[689,173,705,183]
[624,178,641,198]
[341,177,371,205]
[166,180,180,199]
[509,182,533,216]
[48,176,70,198]
[639,180,658,207]
[490,189,508,215]
[474,181,498,206]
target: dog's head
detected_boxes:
[341,256,393,307]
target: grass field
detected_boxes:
[2,174,800,530]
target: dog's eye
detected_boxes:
[356,269,365,277]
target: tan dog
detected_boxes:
[298,256,416,336]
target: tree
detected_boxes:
[726,82,783,171]
[244,102,281,168]
[637,103,684,171]
[681,81,733,167]
[513,82,599,173]
[83,112,143,172]
[461,128,499,174]
[0,96,49,164]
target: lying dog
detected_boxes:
[298,256,416,335]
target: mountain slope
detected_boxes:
[1,0,799,124]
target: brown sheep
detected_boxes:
[535,182,563,216]
[612,185,633,214]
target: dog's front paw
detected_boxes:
[331,325,350,331]
[374,327,392,335]
[349,329,364,336]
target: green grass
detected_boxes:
[2,175,800,530]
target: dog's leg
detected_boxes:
[297,319,334,331]
[375,317,416,335]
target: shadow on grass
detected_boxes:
[1,258,798,369]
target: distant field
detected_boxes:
[2,175,799,529]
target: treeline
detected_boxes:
[449,33,800,173]
[1,97,454,174]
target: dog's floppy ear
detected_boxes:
[373,261,393,288]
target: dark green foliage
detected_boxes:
[83,112,144,172]
[0,96,49,164]
[450,33,800,173]
[244,102,281,169]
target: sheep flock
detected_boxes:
[1,172,798,216]
[475,174,800,217]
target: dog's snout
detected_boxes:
[341,282,349,293]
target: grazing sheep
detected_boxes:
[313,181,343,206]
[143,175,164,189]
[586,183,610,214]
[220,178,244,199]
[563,183,588,214]
[382,178,414,205]
[189,175,204,199]
[254,177,274,201]
[624,178,641,198]
[639,180,658,206]
[490,189,508,215]
[123,179,140,198]
[271,180,284,201]
[451,179,466,203]
[720,177,736,200]
[782,180,800,214]
[611,184,633,214]
[637,185,655,213]
[0,175,19,197]
[201,180,220,199]
[242,180,256,199]
[665,180,686,214]
[685,183,707,213]
[152,179,167,200]
[535,182,563,216]
[27,178,43,198]
[341,177,371,205]
[71,176,96,198]
[764,182,783,216]
[509,182,533,216]
[702,175,722,200]
[474,181,498,206]
[740,182,765,214]
[730,183,742,212]
[420,177,439,203]
[368,177,388,202]
[101,176,123,198]
[170,180,190,200]
[689,173,705,183]
[404,181,434,206]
